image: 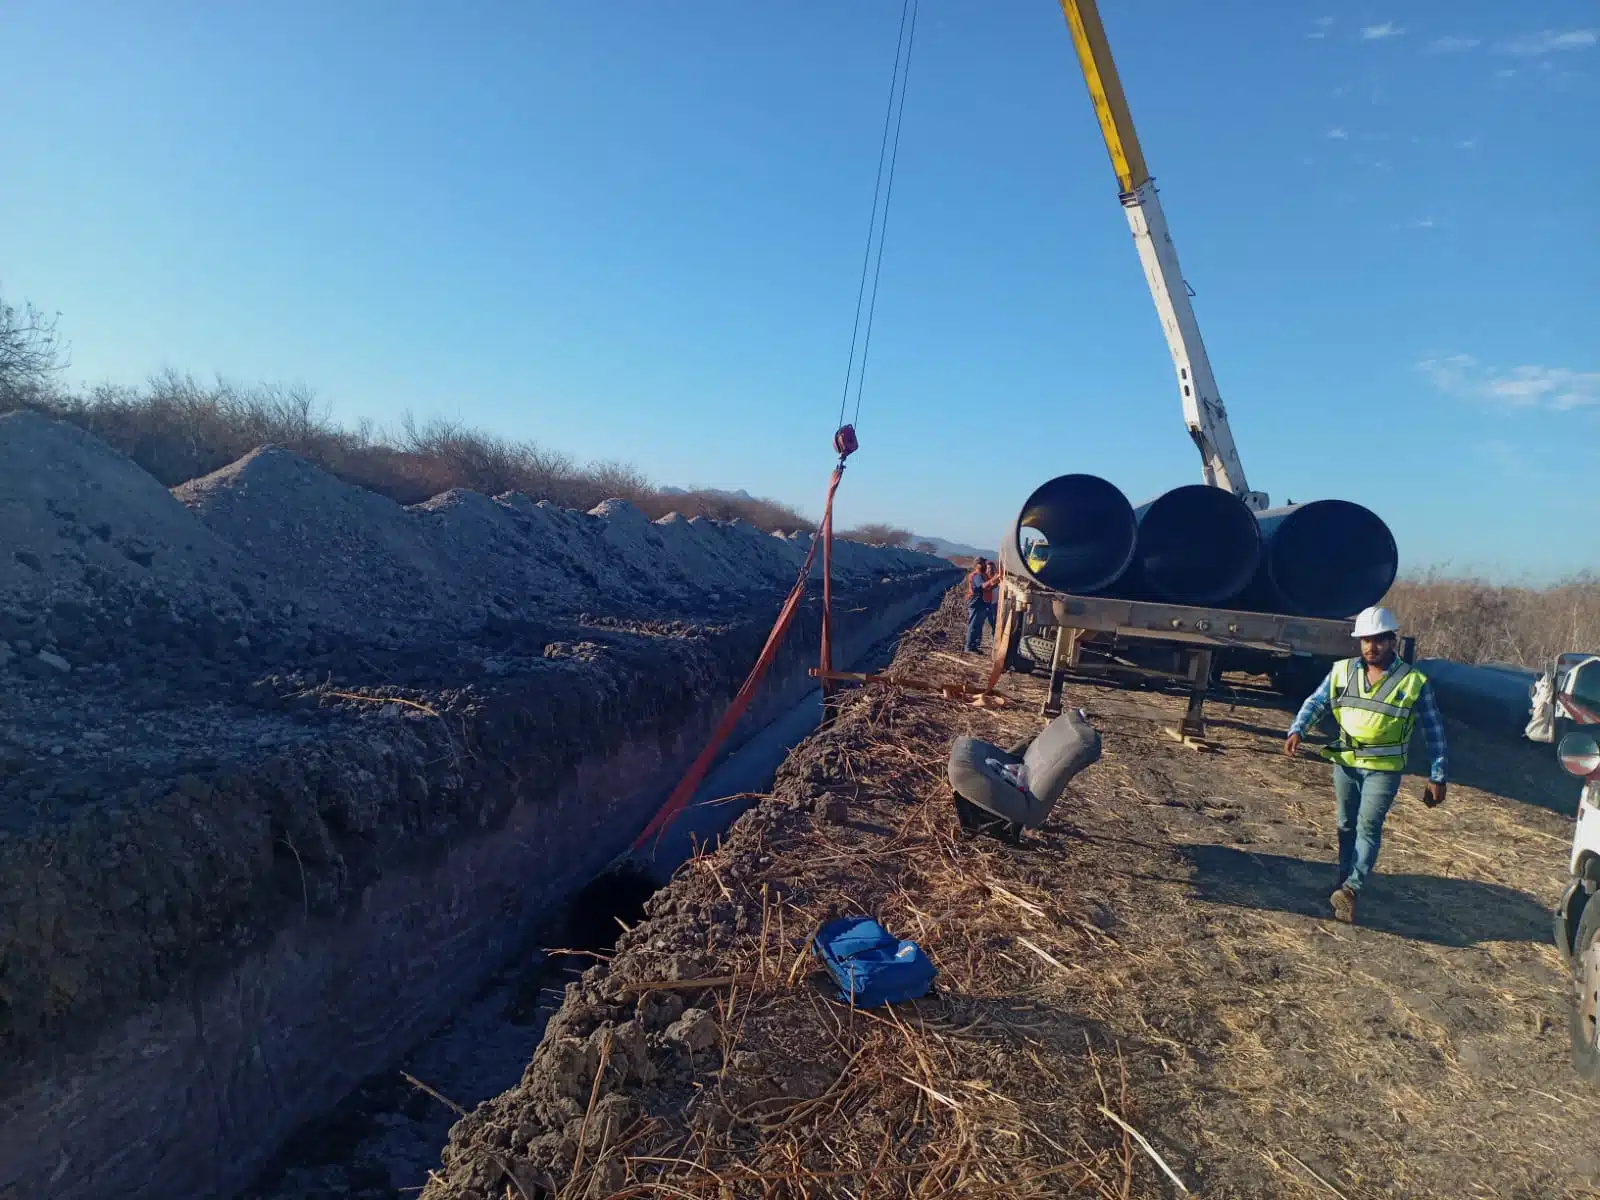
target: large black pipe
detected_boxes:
[1003,473,1137,595]
[1415,658,1536,736]
[1129,485,1261,606]
[1250,500,1398,619]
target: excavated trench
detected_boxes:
[0,576,948,1200]
[0,413,957,1200]
[243,620,915,1200]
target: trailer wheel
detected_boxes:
[1021,635,1055,667]
[1269,657,1328,699]
[1572,897,1600,1089]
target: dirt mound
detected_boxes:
[172,438,938,643]
[175,445,455,639]
[0,411,323,672]
[0,415,953,1062]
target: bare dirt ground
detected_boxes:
[425,589,1600,1199]
[0,412,956,1199]
[0,410,943,1067]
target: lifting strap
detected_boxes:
[631,430,857,852]
[630,4,917,854]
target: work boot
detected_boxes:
[1329,886,1358,924]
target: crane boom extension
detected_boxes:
[1057,1,1268,511]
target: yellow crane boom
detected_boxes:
[1056,1,1266,511]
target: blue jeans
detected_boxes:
[965,599,994,651]
[1331,765,1403,892]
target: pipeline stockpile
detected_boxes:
[1000,473,1398,620]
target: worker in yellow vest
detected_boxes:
[1284,606,1447,924]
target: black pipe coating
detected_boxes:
[1004,473,1137,595]
[1251,500,1398,619]
[1130,485,1262,606]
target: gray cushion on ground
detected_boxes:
[947,710,1101,828]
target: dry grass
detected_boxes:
[551,590,1600,1199]
[1,371,815,533]
[601,775,1152,1195]
[548,598,1193,1198]
[1384,571,1600,667]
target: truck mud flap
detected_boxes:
[1555,878,1586,964]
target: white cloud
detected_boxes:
[1456,138,1477,149]
[1361,22,1405,40]
[1495,67,1518,78]
[1411,216,1436,229]
[1314,16,1334,27]
[1502,29,1598,55]
[1421,355,1600,412]
[1427,35,1481,53]
[1326,127,1349,140]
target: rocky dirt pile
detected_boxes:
[0,410,310,671]
[0,412,950,1072]
[2,409,938,672]
[172,442,934,645]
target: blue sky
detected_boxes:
[2,2,1596,578]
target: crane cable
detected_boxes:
[632,10,920,856]
[836,0,920,435]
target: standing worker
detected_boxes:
[965,557,999,653]
[1284,606,1447,924]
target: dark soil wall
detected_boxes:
[0,571,954,1200]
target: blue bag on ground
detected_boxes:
[812,916,936,1007]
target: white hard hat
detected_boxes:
[1352,606,1401,638]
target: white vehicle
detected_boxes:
[1556,653,1600,730]
[1555,723,1600,1088]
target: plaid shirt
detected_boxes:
[1290,659,1448,783]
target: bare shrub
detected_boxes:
[1384,572,1600,667]
[837,522,913,547]
[396,414,579,501]
[0,367,818,533]
[0,289,68,404]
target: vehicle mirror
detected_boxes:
[1557,730,1600,778]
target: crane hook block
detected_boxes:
[834,425,859,460]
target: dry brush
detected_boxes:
[1384,571,1600,668]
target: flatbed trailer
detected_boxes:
[998,575,1365,744]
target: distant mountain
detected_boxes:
[914,535,991,559]
[650,498,984,559]
[657,485,755,502]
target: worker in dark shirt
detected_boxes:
[964,558,1000,653]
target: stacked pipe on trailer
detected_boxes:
[1001,473,1136,595]
[1245,500,1398,619]
[1003,474,1398,619]
[1128,484,1260,606]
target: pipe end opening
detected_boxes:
[1266,500,1398,619]
[1135,485,1262,605]
[1013,474,1137,594]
